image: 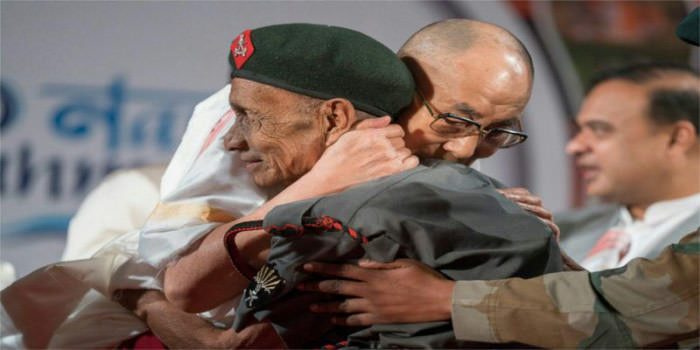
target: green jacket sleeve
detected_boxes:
[451,229,699,348]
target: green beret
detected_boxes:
[676,7,699,46]
[228,23,415,118]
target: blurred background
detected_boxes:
[1,0,696,278]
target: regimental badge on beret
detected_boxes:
[243,263,286,308]
[230,29,255,69]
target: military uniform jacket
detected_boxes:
[452,229,699,348]
[231,160,564,348]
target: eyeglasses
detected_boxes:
[418,91,528,148]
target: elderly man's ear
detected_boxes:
[319,98,359,146]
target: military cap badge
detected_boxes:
[243,263,286,308]
[231,29,255,69]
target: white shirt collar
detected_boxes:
[619,192,700,225]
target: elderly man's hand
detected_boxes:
[113,288,165,320]
[216,322,285,349]
[113,289,284,349]
[306,116,419,194]
[298,259,454,326]
[497,187,560,241]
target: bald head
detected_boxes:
[396,19,535,166]
[398,19,534,77]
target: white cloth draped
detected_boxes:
[1,85,267,349]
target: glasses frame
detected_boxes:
[417,90,528,148]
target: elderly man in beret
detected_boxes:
[158,20,561,348]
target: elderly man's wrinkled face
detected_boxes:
[224,78,326,188]
[400,45,532,165]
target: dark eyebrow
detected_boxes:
[453,103,483,120]
[582,119,615,131]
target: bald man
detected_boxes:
[397,20,559,236]
[398,19,534,166]
[162,19,561,348]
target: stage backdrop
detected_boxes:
[1,1,693,277]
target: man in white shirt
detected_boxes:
[559,62,700,270]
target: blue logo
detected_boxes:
[0,82,19,132]
[42,77,207,151]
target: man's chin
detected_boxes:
[441,153,476,166]
[251,171,291,194]
[458,157,477,166]
[251,169,278,188]
[418,153,476,167]
[252,177,279,189]
[585,183,614,202]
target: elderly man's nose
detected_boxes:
[223,123,247,151]
[442,136,479,159]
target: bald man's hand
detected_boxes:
[306,116,419,194]
[498,187,560,242]
[298,259,454,326]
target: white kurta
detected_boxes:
[581,192,700,271]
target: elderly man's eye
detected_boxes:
[443,118,465,126]
[243,113,268,131]
[231,105,246,116]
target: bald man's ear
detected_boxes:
[320,98,357,146]
[668,120,698,154]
